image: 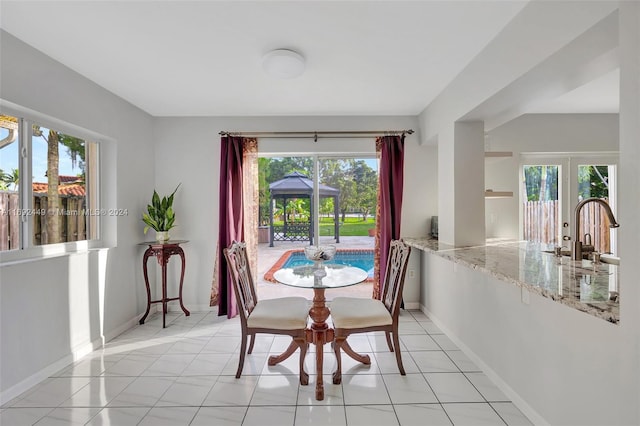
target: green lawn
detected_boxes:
[272,216,375,236]
[320,216,374,236]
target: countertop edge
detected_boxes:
[404,237,619,324]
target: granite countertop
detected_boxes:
[404,237,619,324]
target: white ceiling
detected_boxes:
[0,1,531,117]
[1,1,620,118]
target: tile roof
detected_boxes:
[32,182,85,197]
[59,175,81,183]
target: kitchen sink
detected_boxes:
[600,254,620,265]
[541,250,620,265]
[541,249,571,256]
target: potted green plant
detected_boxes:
[142,184,180,242]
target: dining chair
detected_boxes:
[329,239,411,384]
[223,241,310,385]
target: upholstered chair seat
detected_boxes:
[246,297,310,330]
[224,241,310,385]
[329,240,411,385]
[330,297,392,329]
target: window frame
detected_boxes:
[0,103,107,263]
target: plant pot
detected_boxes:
[156,231,170,242]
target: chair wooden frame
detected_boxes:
[331,239,411,384]
[224,241,309,385]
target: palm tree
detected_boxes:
[0,169,9,191]
[33,126,84,244]
[7,168,19,191]
[286,198,306,222]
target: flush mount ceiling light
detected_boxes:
[262,49,305,79]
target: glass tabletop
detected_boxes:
[138,240,189,246]
[273,264,368,289]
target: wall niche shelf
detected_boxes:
[484,151,513,158]
[485,190,513,198]
[485,152,513,198]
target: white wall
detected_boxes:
[0,31,155,401]
[152,116,437,310]
[420,252,637,425]
[485,113,619,239]
[617,2,640,418]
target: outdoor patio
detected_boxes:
[256,235,375,300]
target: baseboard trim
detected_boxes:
[403,302,420,310]
[420,304,549,426]
[104,314,142,342]
[0,313,140,405]
[0,354,72,405]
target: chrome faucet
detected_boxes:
[573,198,620,260]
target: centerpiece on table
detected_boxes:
[304,245,336,278]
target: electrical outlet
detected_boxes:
[408,269,415,278]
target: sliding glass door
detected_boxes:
[256,154,378,299]
[318,157,378,244]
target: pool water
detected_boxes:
[282,250,374,277]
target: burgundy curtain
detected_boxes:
[373,134,405,299]
[212,136,247,318]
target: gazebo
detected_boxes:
[268,171,340,247]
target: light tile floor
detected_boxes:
[1,310,533,425]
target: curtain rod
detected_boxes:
[218,129,414,140]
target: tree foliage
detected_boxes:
[523,166,558,202]
[0,168,18,191]
[523,164,609,202]
[258,157,378,225]
[320,159,357,221]
[351,160,378,220]
[578,165,609,200]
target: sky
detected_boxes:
[364,158,377,170]
[0,127,82,184]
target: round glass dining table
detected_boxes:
[273,264,369,289]
[273,264,368,401]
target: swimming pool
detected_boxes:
[284,249,374,272]
[265,249,374,281]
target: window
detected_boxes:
[522,164,560,245]
[520,154,618,255]
[258,155,378,245]
[576,164,616,254]
[0,114,99,252]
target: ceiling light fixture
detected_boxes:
[262,49,306,79]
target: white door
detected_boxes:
[520,153,618,254]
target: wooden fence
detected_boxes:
[523,200,559,245]
[0,192,20,251]
[523,199,611,252]
[0,192,87,250]
[576,201,611,253]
